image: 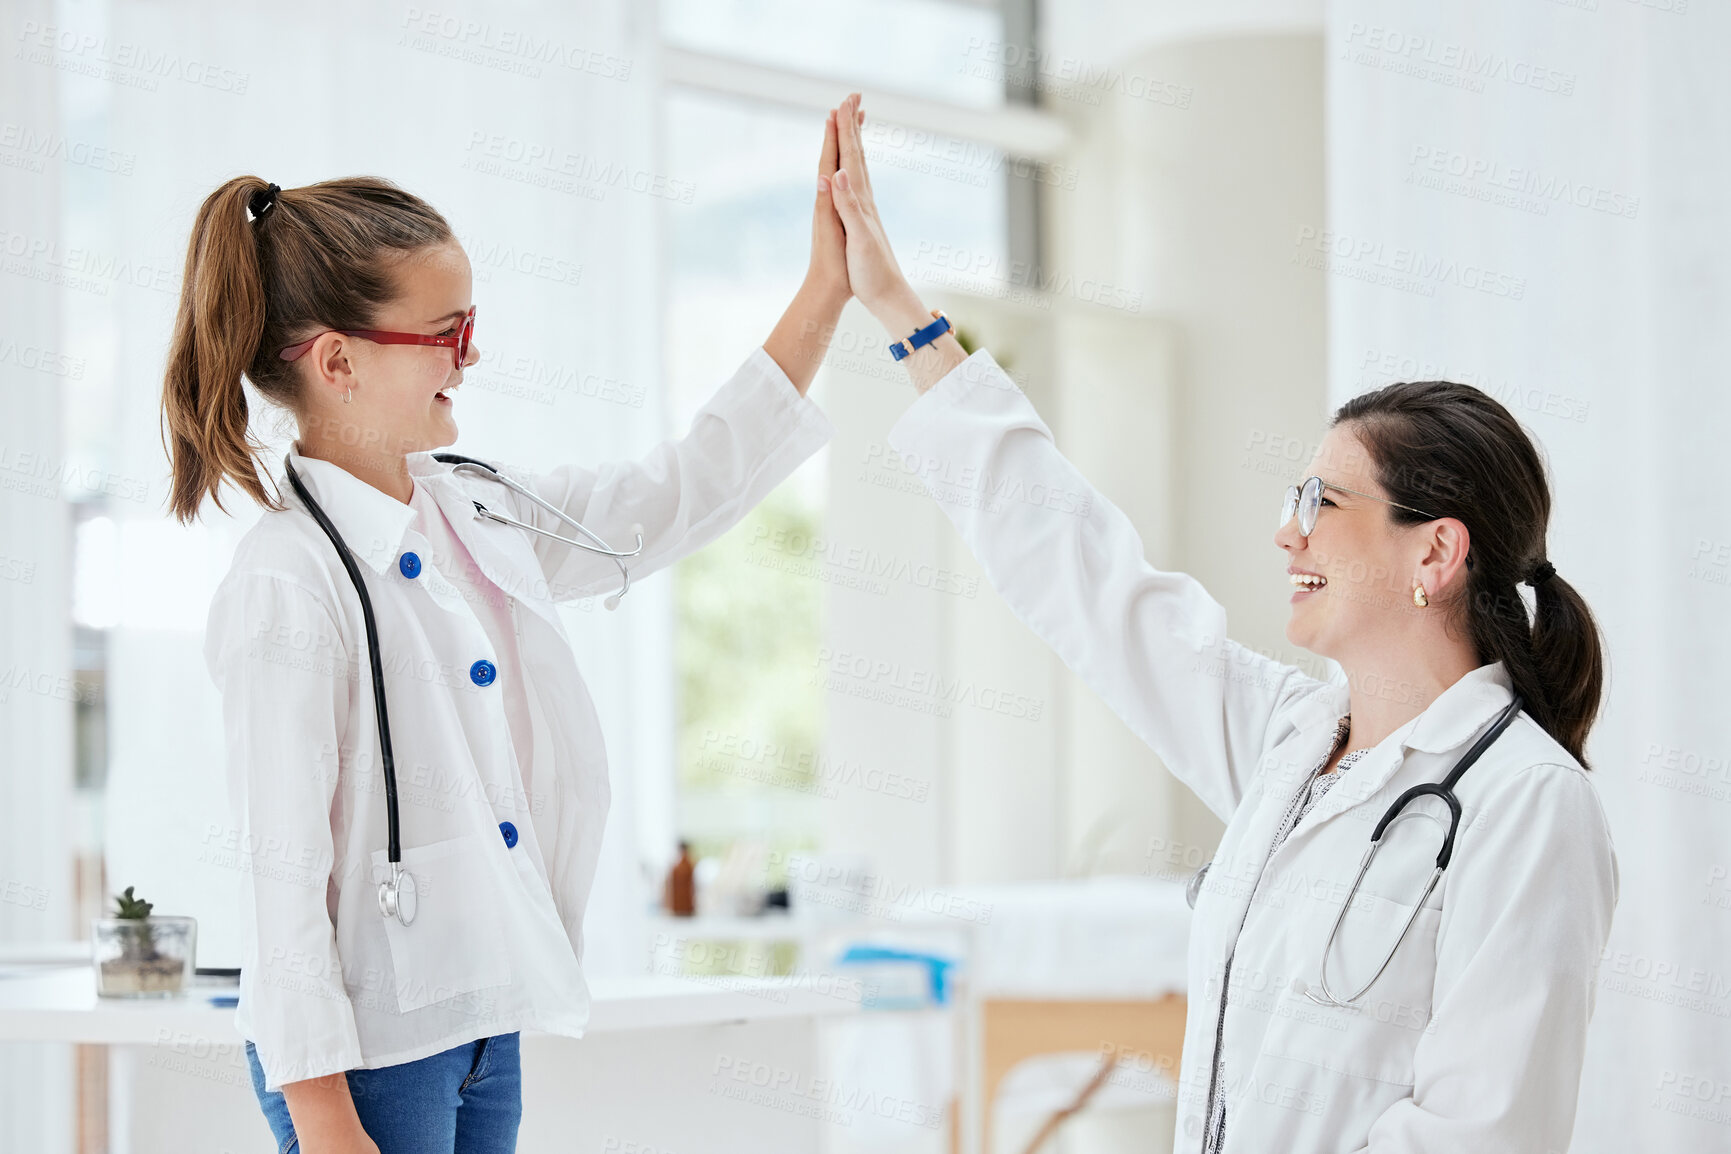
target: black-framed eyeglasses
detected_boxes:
[1280,475,1437,537]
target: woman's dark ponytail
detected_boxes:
[1333,381,1606,767]
[1525,569,1603,766]
[160,175,455,524]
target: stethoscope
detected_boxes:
[1184,694,1526,1010]
[281,450,645,926]
[431,451,643,611]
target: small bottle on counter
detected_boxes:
[664,841,696,917]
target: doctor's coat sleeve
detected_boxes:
[203,572,365,1093]
[500,346,835,602]
[1357,761,1619,1153]
[885,349,1323,820]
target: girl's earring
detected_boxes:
[1412,583,1428,608]
[343,385,352,405]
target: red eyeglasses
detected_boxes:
[278,306,476,370]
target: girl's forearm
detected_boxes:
[763,277,849,397]
[282,1073,374,1151]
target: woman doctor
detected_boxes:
[822,94,1618,1153]
[163,113,853,1152]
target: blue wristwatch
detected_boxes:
[889,310,952,361]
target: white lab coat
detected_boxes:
[886,350,1618,1153]
[203,348,832,1091]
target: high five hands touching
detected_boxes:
[766,92,970,396]
[817,96,905,314]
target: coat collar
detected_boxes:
[412,454,568,633]
[1283,661,1517,828]
[283,445,418,577]
[281,448,562,633]
[1399,661,1516,755]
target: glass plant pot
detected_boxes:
[92,916,196,998]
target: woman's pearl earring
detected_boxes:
[1412,583,1429,608]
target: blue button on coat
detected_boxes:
[398,552,421,578]
[470,659,497,686]
[499,821,518,848]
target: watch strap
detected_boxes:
[889,310,952,361]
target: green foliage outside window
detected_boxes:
[675,486,827,795]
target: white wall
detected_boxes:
[1035,30,1330,876]
[816,27,1329,891]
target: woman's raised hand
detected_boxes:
[827,93,969,392]
[826,94,919,322]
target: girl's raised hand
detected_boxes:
[805,107,850,311]
[758,105,855,395]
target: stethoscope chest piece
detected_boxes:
[379,862,418,926]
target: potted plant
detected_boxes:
[92,886,196,998]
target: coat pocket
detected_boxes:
[1263,896,1441,1085]
[369,833,512,1014]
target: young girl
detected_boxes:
[167,112,851,1152]
[822,94,1617,1153]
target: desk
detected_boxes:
[0,961,862,1153]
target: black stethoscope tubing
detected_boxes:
[1185,692,1526,911]
[284,456,422,924]
[1378,692,1525,870]
[283,457,402,867]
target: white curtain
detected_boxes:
[1326,1,1731,1147]
[75,0,665,979]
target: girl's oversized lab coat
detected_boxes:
[885,351,1618,1153]
[203,349,832,1092]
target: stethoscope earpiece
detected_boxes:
[603,527,643,610]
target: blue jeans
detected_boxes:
[244,1033,521,1154]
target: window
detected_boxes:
[662,0,1008,109]
[661,1,1011,927]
